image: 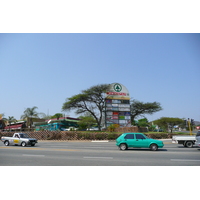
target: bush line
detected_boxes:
[0,131,186,141]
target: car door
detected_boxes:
[124,134,137,147]
[134,134,149,148]
[13,134,20,145]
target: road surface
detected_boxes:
[0,140,200,166]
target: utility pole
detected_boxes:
[188,118,192,135]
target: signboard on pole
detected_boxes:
[105,83,130,100]
[105,83,131,127]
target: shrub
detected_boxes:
[84,133,94,140]
[48,132,62,140]
[107,124,120,132]
[95,133,106,140]
[64,132,76,140]
[146,133,172,139]
[77,132,93,140]
[107,133,121,140]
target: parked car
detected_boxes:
[116,132,164,151]
[64,127,78,131]
[87,127,99,131]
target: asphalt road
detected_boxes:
[0,140,200,166]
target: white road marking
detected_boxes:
[45,146,68,148]
[171,159,200,162]
[83,147,105,148]
[22,154,45,157]
[91,140,109,142]
[83,156,113,159]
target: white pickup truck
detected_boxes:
[172,135,196,148]
[196,131,200,148]
[1,133,38,147]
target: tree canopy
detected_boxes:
[153,117,184,132]
[62,84,110,130]
[21,106,39,128]
[51,113,63,120]
[133,118,149,127]
[77,113,96,130]
[130,100,162,123]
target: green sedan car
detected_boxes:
[116,132,164,151]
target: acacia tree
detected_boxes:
[153,117,184,133]
[130,100,162,123]
[134,118,149,127]
[62,84,110,130]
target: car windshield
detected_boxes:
[19,134,29,138]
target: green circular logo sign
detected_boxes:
[114,83,122,92]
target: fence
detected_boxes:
[0,128,173,141]
[0,130,122,141]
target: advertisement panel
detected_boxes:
[105,83,131,127]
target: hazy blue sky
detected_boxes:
[1,33,200,121]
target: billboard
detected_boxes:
[105,83,130,100]
[105,83,131,127]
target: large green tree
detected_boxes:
[77,113,96,130]
[136,118,149,127]
[130,100,162,123]
[153,117,184,133]
[21,106,40,128]
[62,84,110,130]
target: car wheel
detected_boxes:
[21,142,26,147]
[185,141,193,148]
[119,143,127,151]
[150,144,158,151]
[4,140,9,146]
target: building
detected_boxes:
[3,121,26,131]
[34,117,80,131]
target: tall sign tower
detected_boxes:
[105,83,131,127]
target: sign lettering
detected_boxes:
[106,92,127,96]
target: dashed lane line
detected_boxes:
[0,146,78,152]
[22,154,45,157]
[171,159,200,162]
[83,156,113,159]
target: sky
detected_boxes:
[1,33,200,121]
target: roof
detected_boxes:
[45,117,80,122]
[4,124,23,130]
[35,119,79,126]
